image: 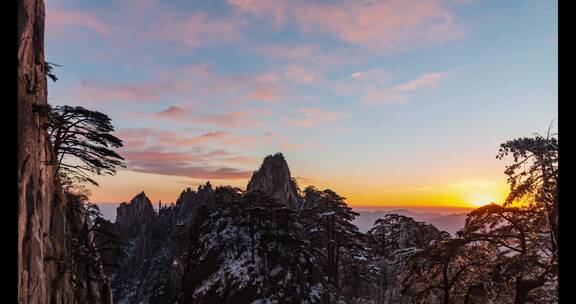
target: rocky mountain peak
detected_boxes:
[246,153,300,209]
[116,191,156,239]
[176,188,195,207]
[177,182,215,217]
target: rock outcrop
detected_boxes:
[176,182,215,219]
[18,1,112,302]
[113,189,220,304]
[116,191,157,239]
[112,192,172,303]
[246,153,300,209]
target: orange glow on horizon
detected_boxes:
[89,170,509,212]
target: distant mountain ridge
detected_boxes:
[99,203,471,236]
[353,209,470,235]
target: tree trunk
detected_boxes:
[334,237,340,288]
[514,277,545,304]
[443,263,450,304]
[550,177,558,262]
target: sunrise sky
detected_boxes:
[44,0,557,210]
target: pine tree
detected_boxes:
[33,104,125,187]
[458,204,553,303]
[400,238,494,304]
[300,188,366,301]
[178,190,334,303]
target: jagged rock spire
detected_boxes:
[115,191,156,239]
[247,153,300,209]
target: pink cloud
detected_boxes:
[120,144,255,180]
[284,108,347,127]
[122,139,148,149]
[182,131,231,145]
[154,106,261,128]
[116,128,188,148]
[229,0,464,54]
[155,106,189,119]
[117,133,257,179]
[123,150,201,162]
[47,9,108,35]
[116,127,260,150]
[127,158,252,180]
[191,112,259,128]
[241,86,283,103]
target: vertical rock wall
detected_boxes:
[18,1,112,302]
[18,0,68,302]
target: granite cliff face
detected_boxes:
[18,1,111,302]
[246,153,300,209]
[18,1,61,301]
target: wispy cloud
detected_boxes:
[116,127,258,180]
[349,68,392,82]
[117,128,256,148]
[155,105,188,118]
[127,158,252,179]
[393,72,446,92]
[361,72,447,105]
[154,106,261,128]
[284,108,348,127]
